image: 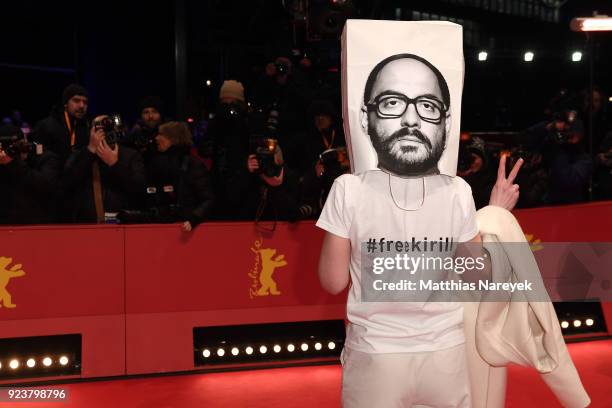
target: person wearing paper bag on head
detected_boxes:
[317,19,588,408]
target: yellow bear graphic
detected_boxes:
[252,248,287,296]
[0,257,26,308]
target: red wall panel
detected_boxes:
[0,201,610,379]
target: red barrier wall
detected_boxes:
[1,201,611,381]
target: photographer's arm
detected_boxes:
[319,232,350,295]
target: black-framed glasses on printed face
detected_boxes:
[366,94,448,124]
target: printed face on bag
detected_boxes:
[361,55,451,176]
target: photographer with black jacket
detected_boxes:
[528,111,592,205]
[0,125,59,224]
[124,96,166,157]
[31,84,90,165]
[207,80,251,219]
[146,121,214,231]
[287,100,348,219]
[62,115,146,223]
[228,140,300,224]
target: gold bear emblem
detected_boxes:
[0,257,26,308]
[250,247,287,296]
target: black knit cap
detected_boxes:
[138,96,164,116]
[62,83,89,105]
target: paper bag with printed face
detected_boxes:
[341,19,464,177]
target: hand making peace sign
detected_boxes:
[488,154,523,211]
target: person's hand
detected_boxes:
[0,150,13,165]
[96,139,119,166]
[182,221,192,232]
[260,167,284,187]
[247,154,259,173]
[489,154,523,211]
[88,127,105,154]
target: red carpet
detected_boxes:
[2,340,610,408]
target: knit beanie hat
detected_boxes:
[62,84,89,105]
[219,80,245,103]
[139,96,164,115]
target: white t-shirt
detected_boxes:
[316,170,478,353]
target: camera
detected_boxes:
[275,62,289,75]
[254,138,282,177]
[549,110,578,144]
[93,114,124,146]
[0,135,35,158]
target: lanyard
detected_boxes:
[321,129,335,150]
[64,111,76,147]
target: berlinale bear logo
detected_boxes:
[249,238,288,298]
[0,257,26,308]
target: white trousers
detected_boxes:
[341,343,471,408]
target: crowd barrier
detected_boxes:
[1,201,611,381]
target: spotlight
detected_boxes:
[287,344,295,352]
[259,345,268,354]
[315,342,322,351]
[573,320,582,328]
[301,343,309,352]
[26,358,36,368]
[328,342,336,350]
[571,51,582,62]
[571,17,612,32]
[9,359,19,370]
[205,80,212,87]
[245,346,254,355]
[231,347,239,356]
[43,357,52,367]
[0,361,2,369]
[59,356,69,366]
[203,349,211,358]
[478,51,488,61]
[586,318,594,327]
[273,345,281,353]
[561,321,569,329]
[217,348,225,357]
[523,52,534,62]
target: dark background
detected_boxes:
[1,0,611,130]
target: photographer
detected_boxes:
[208,80,251,218]
[31,84,90,165]
[457,134,494,209]
[528,111,592,205]
[62,115,146,223]
[252,56,308,144]
[145,122,214,231]
[228,140,300,223]
[0,125,59,224]
[124,96,165,157]
[288,100,348,218]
